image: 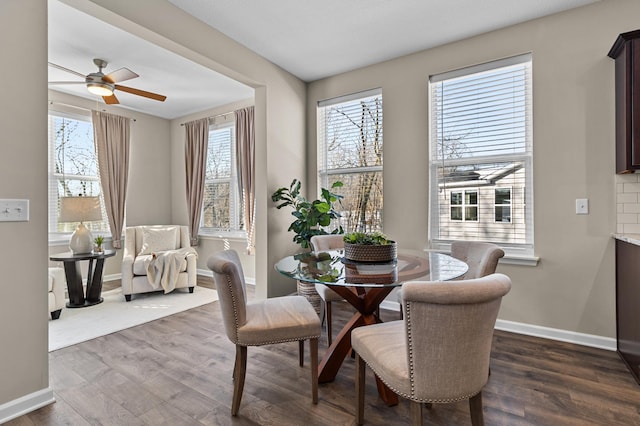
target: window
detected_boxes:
[450,189,478,221]
[429,54,533,256]
[48,112,109,236]
[318,88,383,233]
[494,188,512,223]
[201,122,243,233]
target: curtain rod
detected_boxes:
[48,100,137,121]
[180,110,235,126]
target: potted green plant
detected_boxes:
[272,179,344,249]
[93,235,104,253]
[343,231,397,263]
[272,179,344,313]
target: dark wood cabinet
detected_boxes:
[615,239,640,384]
[609,30,640,174]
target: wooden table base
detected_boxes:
[317,285,399,406]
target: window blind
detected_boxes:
[48,111,110,235]
[317,89,383,232]
[429,54,533,256]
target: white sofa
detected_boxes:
[48,267,66,320]
[121,225,197,301]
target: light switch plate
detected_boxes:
[576,198,589,215]
[0,199,29,222]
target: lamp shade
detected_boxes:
[59,196,102,223]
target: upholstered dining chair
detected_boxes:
[310,234,345,346]
[353,273,512,426]
[207,249,321,416]
[397,241,504,317]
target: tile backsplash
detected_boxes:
[617,173,640,234]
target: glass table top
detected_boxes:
[275,249,468,288]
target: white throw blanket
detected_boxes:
[146,247,197,293]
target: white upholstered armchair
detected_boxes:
[121,225,197,301]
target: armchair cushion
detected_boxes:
[138,226,179,255]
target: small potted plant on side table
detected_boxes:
[93,235,105,253]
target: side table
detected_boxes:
[49,250,116,308]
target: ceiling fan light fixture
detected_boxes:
[87,81,114,97]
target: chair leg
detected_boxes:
[231,345,247,416]
[299,340,304,367]
[310,338,318,404]
[469,391,485,426]
[326,301,333,346]
[355,353,365,425]
[410,401,423,426]
[50,309,61,320]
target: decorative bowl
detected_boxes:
[344,241,397,263]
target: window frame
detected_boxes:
[317,88,384,233]
[48,110,110,241]
[199,121,244,236]
[428,54,534,259]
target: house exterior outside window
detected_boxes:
[318,88,383,233]
[48,112,109,237]
[429,54,533,257]
[201,122,243,233]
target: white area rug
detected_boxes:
[49,286,218,352]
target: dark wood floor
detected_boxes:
[8,276,640,425]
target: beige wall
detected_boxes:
[308,0,637,338]
[0,0,49,407]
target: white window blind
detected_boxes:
[429,54,533,256]
[201,123,242,232]
[48,112,110,236]
[318,88,383,233]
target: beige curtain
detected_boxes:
[235,106,255,254]
[92,110,130,249]
[184,118,209,246]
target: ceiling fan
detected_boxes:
[48,58,167,105]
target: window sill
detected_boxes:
[426,246,539,267]
[49,233,113,247]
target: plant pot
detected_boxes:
[297,280,321,315]
[344,241,397,263]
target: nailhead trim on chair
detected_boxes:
[223,273,320,346]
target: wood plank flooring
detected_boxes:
[8,276,640,425]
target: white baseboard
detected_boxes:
[380,301,616,351]
[0,388,55,424]
[495,319,616,351]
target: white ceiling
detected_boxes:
[49,0,598,119]
[168,0,599,82]
[48,0,254,120]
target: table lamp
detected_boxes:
[59,196,102,254]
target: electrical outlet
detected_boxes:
[576,198,589,215]
[0,199,29,222]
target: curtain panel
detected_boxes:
[91,110,130,249]
[184,118,209,246]
[235,106,255,254]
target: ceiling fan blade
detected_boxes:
[103,93,120,105]
[48,81,86,85]
[115,84,167,102]
[103,67,138,84]
[48,62,86,78]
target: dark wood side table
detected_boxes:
[49,250,116,308]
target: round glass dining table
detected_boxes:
[275,249,468,405]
